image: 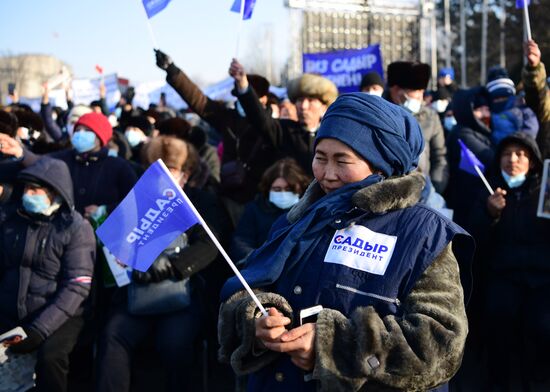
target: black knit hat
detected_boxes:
[387,61,431,90]
[360,71,384,91]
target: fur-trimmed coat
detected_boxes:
[218,173,469,391]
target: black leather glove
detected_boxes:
[9,327,44,354]
[132,256,176,283]
[149,257,177,282]
[155,49,173,70]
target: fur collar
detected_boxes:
[288,172,425,223]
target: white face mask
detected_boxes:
[365,90,383,97]
[432,99,449,113]
[501,170,527,189]
[269,191,300,210]
[402,96,422,114]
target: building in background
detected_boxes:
[0,54,72,104]
[285,0,437,86]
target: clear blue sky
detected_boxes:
[0,0,290,85]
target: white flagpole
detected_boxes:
[235,0,246,58]
[474,165,494,195]
[139,0,159,49]
[523,1,532,41]
[158,160,268,316]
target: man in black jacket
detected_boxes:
[228,59,338,175]
[0,158,96,392]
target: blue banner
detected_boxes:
[230,0,257,20]
[142,0,172,19]
[96,160,200,272]
[303,45,383,93]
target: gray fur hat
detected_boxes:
[287,74,338,106]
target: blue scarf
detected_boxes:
[220,174,383,301]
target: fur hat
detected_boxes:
[248,74,270,98]
[142,135,188,170]
[287,74,338,106]
[157,117,192,141]
[360,71,384,90]
[74,112,113,146]
[125,115,153,136]
[387,61,431,90]
[13,110,44,133]
[0,110,19,137]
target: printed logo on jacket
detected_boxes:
[324,224,397,275]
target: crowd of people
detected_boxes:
[0,38,548,392]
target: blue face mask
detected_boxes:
[107,149,118,157]
[22,194,51,214]
[269,191,300,210]
[501,170,527,189]
[71,130,97,153]
[444,116,457,131]
[124,130,144,148]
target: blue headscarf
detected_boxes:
[315,93,425,177]
[220,175,383,301]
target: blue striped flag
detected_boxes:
[230,0,257,20]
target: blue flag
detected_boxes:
[96,160,200,272]
[142,0,172,19]
[230,0,257,20]
[458,139,485,176]
[516,0,530,8]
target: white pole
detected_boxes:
[235,0,246,58]
[523,1,532,41]
[139,0,159,49]
[157,160,268,316]
[474,165,494,195]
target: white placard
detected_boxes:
[103,246,132,287]
[324,225,397,276]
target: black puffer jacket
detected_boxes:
[446,87,495,227]
[0,158,96,338]
[468,133,550,275]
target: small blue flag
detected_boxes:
[230,0,257,20]
[516,0,530,8]
[96,160,200,272]
[142,0,172,19]
[458,139,485,176]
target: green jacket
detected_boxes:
[522,62,550,159]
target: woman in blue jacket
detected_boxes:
[218,93,473,391]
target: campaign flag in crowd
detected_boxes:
[516,0,530,8]
[230,0,257,20]
[96,160,199,272]
[458,139,485,175]
[303,44,383,93]
[142,0,172,19]
[95,64,104,74]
